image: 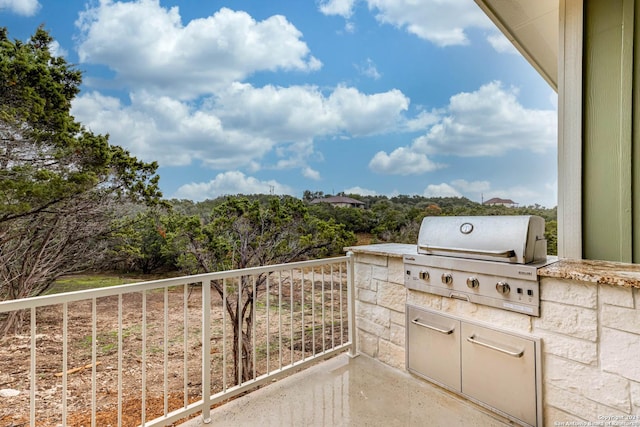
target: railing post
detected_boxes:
[30,307,36,427]
[202,281,212,424]
[346,251,358,358]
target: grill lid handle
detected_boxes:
[418,245,516,259]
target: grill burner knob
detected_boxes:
[466,277,479,289]
[496,281,510,295]
[441,273,453,286]
[419,271,430,280]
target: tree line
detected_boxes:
[102,193,557,276]
[304,191,557,249]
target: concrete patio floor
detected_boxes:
[180,353,514,427]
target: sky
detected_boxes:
[0,0,558,207]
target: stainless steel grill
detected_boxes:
[416,215,547,264]
[404,215,553,316]
[404,215,550,426]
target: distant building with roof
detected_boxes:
[483,197,518,207]
[310,196,365,208]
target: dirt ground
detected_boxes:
[0,271,348,427]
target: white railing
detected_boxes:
[0,253,356,427]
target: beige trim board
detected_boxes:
[557,0,582,259]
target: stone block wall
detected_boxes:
[536,278,640,425]
[353,253,406,370]
[352,248,640,426]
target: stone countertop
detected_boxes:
[538,258,640,288]
[345,243,415,258]
[345,244,640,289]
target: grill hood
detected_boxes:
[417,215,547,264]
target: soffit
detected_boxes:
[474,0,558,91]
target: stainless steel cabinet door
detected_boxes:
[461,322,537,426]
[406,306,461,392]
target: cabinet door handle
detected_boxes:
[466,335,524,358]
[411,318,455,335]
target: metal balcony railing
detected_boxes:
[0,253,356,427]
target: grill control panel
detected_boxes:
[403,253,547,316]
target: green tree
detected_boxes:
[165,195,355,383]
[545,220,558,256]
[302,190,324,202]
[0,27,161,333]
[370,199,409,241]
[106,208,176,274]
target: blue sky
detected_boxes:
[1,0,557,207]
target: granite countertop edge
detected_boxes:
[344,243,413,258]
[537,258,640,288]
[345,244,640,289]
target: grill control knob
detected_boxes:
[466,277,479,289]
[496,281,510,295]
[441,273,453,286]
[419,271,430,280]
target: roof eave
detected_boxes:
[474,0,559,92]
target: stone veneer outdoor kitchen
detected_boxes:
[346,243,640,426]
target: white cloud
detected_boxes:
[344,22,356,33]
[423,81,557,156]
[72,82,410,171]
[213,83,409,141]
[215,83,409,141]
[72,91,275,168]
[318,0,357,18]
[543,181,558,208]
[327,86,409,136]
[487,32,518,54]
[343,186,378,196]
[302,167,321,180]
[319,0,494,47]
[549,90,558,109]
[403,110,441,132]
[216,83,336,142]
[274,141,319,172]
[423,179,556,207]
[370,81,556,175]
[423,183,462,198]
[48,40,68,58]
[356,58,381,80]
[369,147,444,175]
[0,0,39,16]
[173,171,294,201]
[449,179,490,202]
[75,2,321,98]
[451,179,490,193]
[322,0,513,51]
[366,0,492,47]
